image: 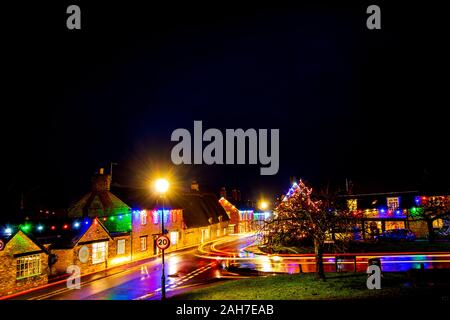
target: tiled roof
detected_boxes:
[173,193,230,228]
[114,187,230,228]
[68,191,130,218]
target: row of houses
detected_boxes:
[341,191,450,239]
[282,182,450,240]
[0,170,232,297]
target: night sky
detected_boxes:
[2,2,449,215]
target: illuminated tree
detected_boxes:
[264,180,354,280]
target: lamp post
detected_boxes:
[258,201,269,231]
[155,178,169,300]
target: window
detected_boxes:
[117,239,126,255]
[140,236,147,251]
[16,254,41,279]
[387,197,400,210]
[140,210,147,225]
[223,228,227,235]
[201,228,210,243]
[172,210,177,223]
[347,199,357,212]
[163,210,170,224]
[170,231,179,245]
[216,228,221,237]
[92,242,108,264]
[433,219,444,228]
[153,210,159,224]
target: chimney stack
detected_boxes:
[191,180,199,192]
[231,189,241,202]
[91,168,111,192]
[220,187,227,199]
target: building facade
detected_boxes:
[0,230,49,297]
[342,192,450,239]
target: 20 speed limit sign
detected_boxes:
[156,235,170,250]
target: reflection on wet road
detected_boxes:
[198,235,450,274]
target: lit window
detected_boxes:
[172,210,177,223]
[16,254,41,279]
[347,199,358,211]
[140,210,147,225]
[201,228,210,243]
[223,228,227,235]
[170,231,179,245]
[387,197,400,210]
[433,219,444,228]
[216,228,220,237]
[92,242,108,264]
[117,239,126,255]
[140,236,147,251]
[153,210,159,224]
[163,210,170,224]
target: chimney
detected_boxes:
[220,187,227,199]
[231,189,241,202]
[91,168,111,192]
[191,180,199,192]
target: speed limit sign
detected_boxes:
[156,235,170,250]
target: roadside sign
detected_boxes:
[156,235,170,250]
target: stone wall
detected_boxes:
[0,231,49,297]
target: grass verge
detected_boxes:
[172,272,449,300]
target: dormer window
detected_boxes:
[387,197,400,210]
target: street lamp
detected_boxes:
[260,201,268,211]
[154,178,169,300]
[155,178,169,194]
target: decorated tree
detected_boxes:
[264,180,354,280]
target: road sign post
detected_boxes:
[156,233,170,299]
[156,235,170,251]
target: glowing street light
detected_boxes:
[155,178,169,194]
[260,201,269,210]
[154,178,169,300]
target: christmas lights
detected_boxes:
[0,211,133,235]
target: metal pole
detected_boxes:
[110,162,117,182]
[161,195,166,300]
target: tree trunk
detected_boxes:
[427,219,435,243]
[314,239,325,280]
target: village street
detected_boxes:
[10,233,450,300]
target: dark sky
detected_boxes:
[2,1,449,214]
